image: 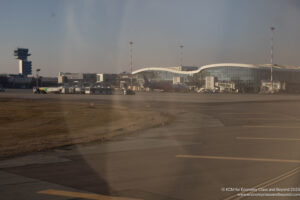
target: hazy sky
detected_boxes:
[0,0,300,76]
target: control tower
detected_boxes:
[14,48,32,76]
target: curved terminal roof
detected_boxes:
[132,63,300,75]
[132,66,199,75]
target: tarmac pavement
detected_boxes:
[2,91,300,199]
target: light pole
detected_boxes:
[270,27,275,92]
[36,69,40,88]
[129,41,133,86]
[179,45,184,66]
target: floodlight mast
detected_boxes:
[179,45,184,66]
[129,41,133,86]
[36,69,40,88]
[270,27,275,92]
[130,41,133,74]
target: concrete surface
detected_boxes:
[1,90,300,199]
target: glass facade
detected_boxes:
[196,66,300,92]
[134,71,189,84]
[133,65,300,92]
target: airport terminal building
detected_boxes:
[133,66,197,84]
[132,63,300,92]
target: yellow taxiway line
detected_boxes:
[223,167,300,200]
[176,155,300,199]
[176,154,300,164]
[239,118,295,120]
[38,189,142,200]
[236,136,300,142]
[220,113,266,115]
[243,125,300,128]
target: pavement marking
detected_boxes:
[221,113,266,115]
[236,136,300,142]
[239,118,294,120]
[223,166,300,200]
[176,155,300,164]
[243,125,300,129]
[38,189,142,200]
[281,114,300,121]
